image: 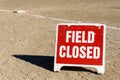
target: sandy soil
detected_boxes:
[0,0,120,80]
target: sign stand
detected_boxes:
[54,23,106,74]
[54,64,105,74]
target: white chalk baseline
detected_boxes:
[0,9,120,30]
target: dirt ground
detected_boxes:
[0,0,120,80]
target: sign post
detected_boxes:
[54,23,106,74]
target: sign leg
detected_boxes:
[54,64,63,72]
[95,66,105,74]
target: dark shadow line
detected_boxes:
[12,54,97,74]
[61,66,97,74]
[13,55,54,71]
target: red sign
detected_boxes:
[54,23,106,74]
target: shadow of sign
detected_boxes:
[61,66,97,74]
[13,55,54,71]
[12,55,97,74]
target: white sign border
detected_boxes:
[54,23,106,74]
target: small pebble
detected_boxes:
[13,10,26,13]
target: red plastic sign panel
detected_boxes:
[54,23,106,74]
